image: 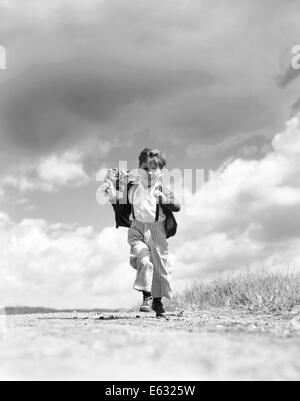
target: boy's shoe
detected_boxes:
[152,299,166,318]
[140,297,153,313]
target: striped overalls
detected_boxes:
[127,185,173,299]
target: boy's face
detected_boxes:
[139,159,162,186]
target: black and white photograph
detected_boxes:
[1,0,300,384]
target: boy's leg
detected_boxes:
[128,224,155,294]
[144,223,172,317]
[152,297,166,317]
[149,229,172,300]
[132,243,154,313]
[128,223,154,313]
[140,291,153,313]
[130,242,154,293]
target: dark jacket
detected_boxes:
[111,182,181,239]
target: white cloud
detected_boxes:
[173,114,300,279]
[0,212,11,228]
[1,151,90,193]
[0,216,136,308]
[38,152,89,187]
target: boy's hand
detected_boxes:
[107,180,117,202]
[154,187,181,212]
[153,189,168,204]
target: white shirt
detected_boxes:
[128,182,166,223]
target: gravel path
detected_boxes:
[1,309,300,381]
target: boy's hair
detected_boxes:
[138,148,167,169]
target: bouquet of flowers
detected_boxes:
[99,168,138,195]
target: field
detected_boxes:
[1,272,300,381]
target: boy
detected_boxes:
[107,148,181,317]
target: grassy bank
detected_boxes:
[169,272,300,314]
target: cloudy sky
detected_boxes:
[1,0,300,308]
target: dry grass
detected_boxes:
[169,272,300,314]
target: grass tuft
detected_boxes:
[169,272,300,314]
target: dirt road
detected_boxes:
[1,309,300,380]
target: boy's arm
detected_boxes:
[107,179,128,205]
[110,182,132,209]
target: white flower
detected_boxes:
[99,168,138,195]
